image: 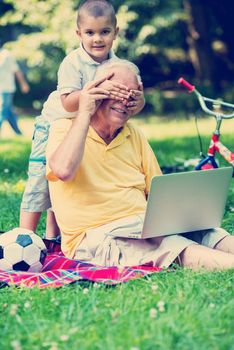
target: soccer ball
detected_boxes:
[0,228,47,272]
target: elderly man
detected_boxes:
[46,59,234,270]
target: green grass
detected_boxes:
[0,118,234,350]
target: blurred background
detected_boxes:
[1,0,234,117]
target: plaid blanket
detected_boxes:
[0,240,162,288]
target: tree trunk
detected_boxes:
[207,0,234,71]
[184,0,215,84]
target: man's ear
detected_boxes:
[138,82,143,91]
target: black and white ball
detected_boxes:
[0,228,47,272]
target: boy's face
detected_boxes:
[77,15,119,63]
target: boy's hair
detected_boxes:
[77,0,117,27]
[95,59,142,84]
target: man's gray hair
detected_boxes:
[95,59,142,84]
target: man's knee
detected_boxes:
[214,235,234,254]
[179,243,234,270]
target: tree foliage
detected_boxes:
[1,0,234,108]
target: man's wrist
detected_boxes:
[73,112,91,129]
[77,110,93,120]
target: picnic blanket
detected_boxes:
[0,240,162,288]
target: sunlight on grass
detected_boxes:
[0,180,26,193]
[0,116,233,141]
[0,117,34,140]
[0,138,30,154]
[135,116,234,140]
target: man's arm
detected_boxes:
[49,77,111,181]
[15,70,29,93]
[49,115,89,181]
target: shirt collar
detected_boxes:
[78,43,117,66]
[88,123,131,149]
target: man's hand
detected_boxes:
[125,83,145,114]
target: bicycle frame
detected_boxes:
[178,77,234,172]
[195,133,234,170]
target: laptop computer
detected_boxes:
[108,167,233,239]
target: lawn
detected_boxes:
[0,116,233,350]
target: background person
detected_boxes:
[19,0,144,240]
[0,43,29,135]
[46,59,234,270]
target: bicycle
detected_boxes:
[177,77,234,176]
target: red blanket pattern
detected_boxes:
[0,240,161,288]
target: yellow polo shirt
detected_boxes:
[46,119,162,258]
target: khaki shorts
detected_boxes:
[21,115,51,212]
[74,215,229,268]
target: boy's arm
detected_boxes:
[60,90,82,112]
[60,79,131,113]
[57,53,83,113]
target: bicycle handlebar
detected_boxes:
[178,76,234,119]
[178,77,195,93]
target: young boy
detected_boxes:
[20,0,145,240]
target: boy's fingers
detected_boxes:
[92,75,112,87]
[126,101,137,107]
[110,81,129,90]
[110,90,130,99]
[87,73,114,89]
[109,94,125,101]
[89,88,110,95]
[126,104,138,111]
[111,86,129,93]
[93,94,111,100]
[130,89,142,97]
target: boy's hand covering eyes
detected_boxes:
[125,83,145,112]
[98,79,130,100]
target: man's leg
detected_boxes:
[179,243,234,270]
[214,235,234,255]
[197,227,234,256]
